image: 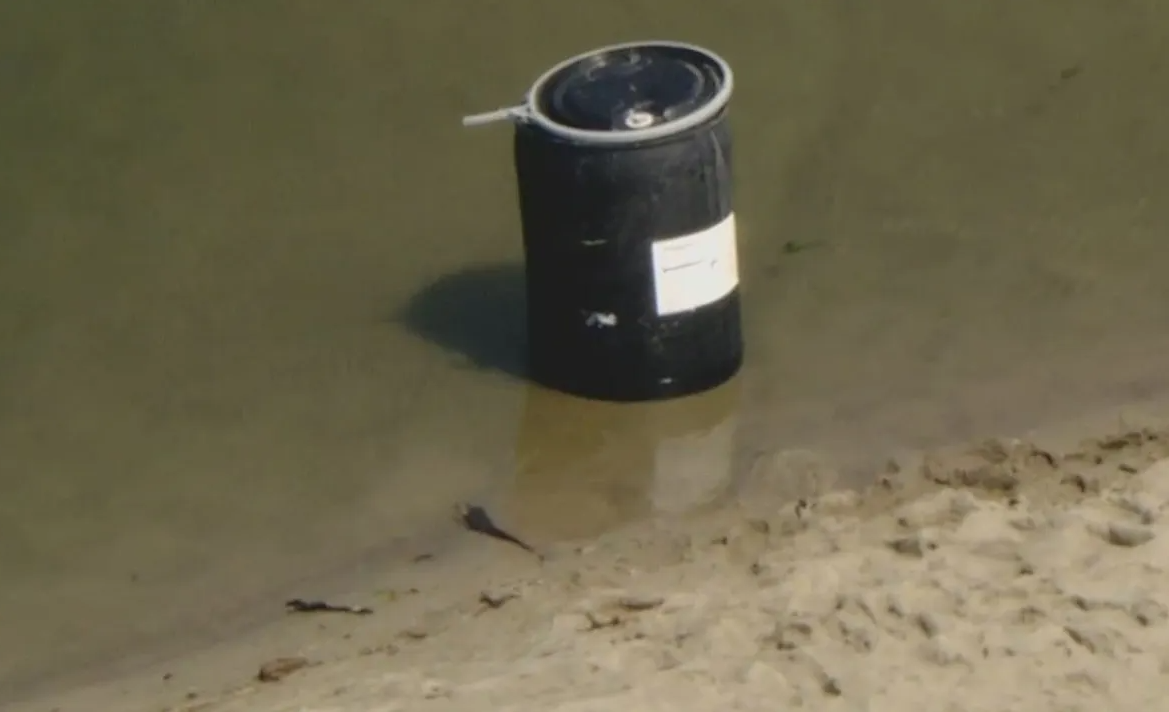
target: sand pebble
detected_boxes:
[919,633,971,666]
[895,488,980,529]
[1104,521,1156,547]
[1133,459,1169,502]
[887,531,938,558]
[1109,490,1163,524]
[256,657,312,683]
[1128,598,1169,626]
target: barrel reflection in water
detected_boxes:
[509,379,740,540]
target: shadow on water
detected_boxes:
[398,262,530,380]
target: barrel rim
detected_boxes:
[524,40,734,146]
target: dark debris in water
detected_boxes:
[285,598,373,616]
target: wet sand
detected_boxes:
[13,400,1169,712]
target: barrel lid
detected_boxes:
[462,41,734,146]
[538,45,721,133]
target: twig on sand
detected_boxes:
[454,503,543,561]
[285,598,373,616]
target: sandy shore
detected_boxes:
[19,413,1169,712]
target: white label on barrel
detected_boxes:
[650,213,739,316]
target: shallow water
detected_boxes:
[2,0,1168,702]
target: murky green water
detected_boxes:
[2,0,1168,703]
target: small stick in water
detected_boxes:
[454,503,542,560]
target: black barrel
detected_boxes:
[465,41,742,402]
